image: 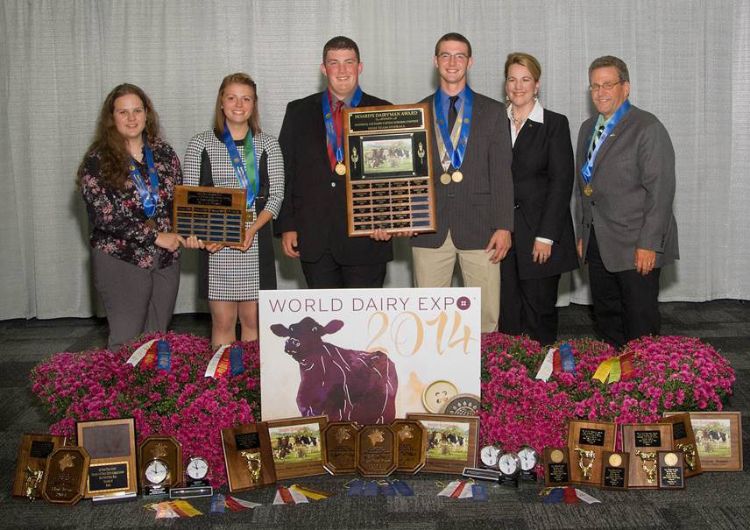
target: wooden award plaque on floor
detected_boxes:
[567,420,616,485]
[662,412,702,477]
[621,423,673,489]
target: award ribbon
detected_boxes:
[580,99,631,186]
[129,143,159,218]
[221,121,258,210]
[322,86,363,172]
[592,352,635,384]
[559,342,576,374]
[434,87,473,172]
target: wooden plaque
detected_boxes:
[138,435,183,492]
[221,422,276,492]
[391,419,427,474]
[12,433,66,499]
[621,423,673,489]
[567,420,616,485]
[658,451,685,489]
[173,185,247,245]
[406,413,479,474]
[543,446,570,487]
[42,446,90,505]
[661,412,702,477]
[322,422,359,475]
[601,451,629,490]
[356,425,398,477]
[267,416,327,480]
[344,104,436,236]
[665,411,742,472]
[76,418,137,500]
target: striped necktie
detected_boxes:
[588,124,606,160]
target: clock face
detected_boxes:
[480,445,500,468]
[186,457,209,480]
[145,459,169,485]
[518,446,538,471]
[499,453,520,476]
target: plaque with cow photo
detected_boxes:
[405,413,478,474]
[344,103,436,236]
[266,416,327,480]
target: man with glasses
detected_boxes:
[410,32,514,332]
[575,55,679,347]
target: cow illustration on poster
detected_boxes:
[259,288,482,424]
[270,317,397,424]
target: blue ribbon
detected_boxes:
[156,339,171,372]
[559,342,576,374]
[322,86,363,165]
[230,345,245,376]
[580,99,631,185]
[128,142,159,218]
[221,121,259,209]
[434,87,473,170]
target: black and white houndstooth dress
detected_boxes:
[184,130,284,301]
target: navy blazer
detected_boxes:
[276,91,393,265]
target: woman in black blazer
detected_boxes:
[500,53,579,345]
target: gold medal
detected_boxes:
[335,162,347,176]
[440,172,451,185]
[583,183,593,197]
[608,453,623,467]
[451,170,463,183]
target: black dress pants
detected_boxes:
[586,228,661,348]
[301,251,386,289]
[500,248,561,345]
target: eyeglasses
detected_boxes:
[589,81,622,92]
[437,53,469,62]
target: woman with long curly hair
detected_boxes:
[78,83,184,350]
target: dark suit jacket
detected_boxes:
[411,90,514,250]
[507,109,578,279]
[276,91,393,265]
[575,105,679,272]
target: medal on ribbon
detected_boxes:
[580,99,631,195]
[129,141,159,219]
[434,88,473,185]
[221,121,258,210]
[322,86,363,175]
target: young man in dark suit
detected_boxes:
[276,36,393,288]
[410,33,514,332]
[576,55,679,347]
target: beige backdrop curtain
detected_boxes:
[1,0,748,319]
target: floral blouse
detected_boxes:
[80,138,182,269]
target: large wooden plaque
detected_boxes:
[322,422,359,475]
[221,423,276,492]
[567,420,616,485]
[391,419,427,474]
[344,104,436,236]
[267,416,327,480]
[173,185,247,245]
[77,418,137,500]
[356,425,398,477]
[42,446,90,505]
[12,433,66,499]
[662,412,702,477]
[621,423,673,489]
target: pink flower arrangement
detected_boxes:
[32,332,734,487]
[31,332,259,488]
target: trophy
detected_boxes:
[573,447,596,480]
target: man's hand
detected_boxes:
[485,229,512,264]
[532,240,552,264]
[282,231,300,258]
[634,248,657,276]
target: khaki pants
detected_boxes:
[412,232,500,332]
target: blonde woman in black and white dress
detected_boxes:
[184,73,284,347]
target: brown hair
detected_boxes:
[213,73,261,137]
[322,36,360,63]
[77,83,160,189]
[504,52,542,81]
[588,55,630,82]
[434,32,472,58]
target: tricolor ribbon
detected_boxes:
[126,339,158,367]
[273,485,308,505]
[592,352,635,384]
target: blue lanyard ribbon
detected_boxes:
[580,99,631,184]
[129,143,159,218]
[221,121,258,209]
[322,86,363,163]
[434,87,473,169]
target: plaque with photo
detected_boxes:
[76,418,137,500]
[12,433,67,499]
[221,422,276,492]
[344,104,436,236]
[405,413,479,474]
[41,446,90,505]
[601,451,629,490]
[322,422,359,475]
[567,420,616,485]
[267,416,327,480]
[665,411,742,472]
[173,185,247,245]
[621,423,673,489]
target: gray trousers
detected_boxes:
[92,249,180,351]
